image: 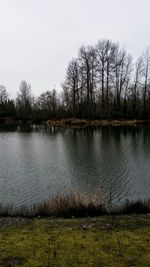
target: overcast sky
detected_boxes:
[0,0,150,98]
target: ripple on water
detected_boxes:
[0,126,150,206]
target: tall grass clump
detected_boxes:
[0,191,106,218]
[0,192,150,218]
[0,203,13,217]
[30,191,106,217]
[119,199,150,214]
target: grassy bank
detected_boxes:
[0,215,150,266]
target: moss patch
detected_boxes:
[0,216,150,267]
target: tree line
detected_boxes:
[1,39,150,122]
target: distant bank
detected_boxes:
[1,117,150,127]
[46,118,150,127]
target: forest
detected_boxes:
[1,39,150,122]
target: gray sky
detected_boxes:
[0,0,150,98]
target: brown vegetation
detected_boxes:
[46,118,150,127]
[0,192,150,218]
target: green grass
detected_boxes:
[0,215,150,266]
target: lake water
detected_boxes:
[0,125,150,207]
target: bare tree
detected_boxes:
[16,80,32,120]
[132,57,143,117]
[37,89,58,119]
[79,46,96,117]
[0,85,8,104]
[142,48,150,115]
[63,59,79,116]
[113,47,132,117]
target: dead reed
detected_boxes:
[0,192,150,218]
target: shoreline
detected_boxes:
[1,195,150,218]
[46,118,150,127]
[0,118,150,127]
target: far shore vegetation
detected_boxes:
[1,39,150,125]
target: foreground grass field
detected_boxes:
[0,215,150,267]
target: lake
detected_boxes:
[0,125,150,207]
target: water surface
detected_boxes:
[0,125,150,207]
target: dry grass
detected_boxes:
[119,199,150,214]
[46,118,150,127]
[32,191,106,217]
[0,192,150,218]
[0,191,106,217]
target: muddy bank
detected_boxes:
[46,118,150,127]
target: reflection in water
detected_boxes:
[0,125,150,207]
